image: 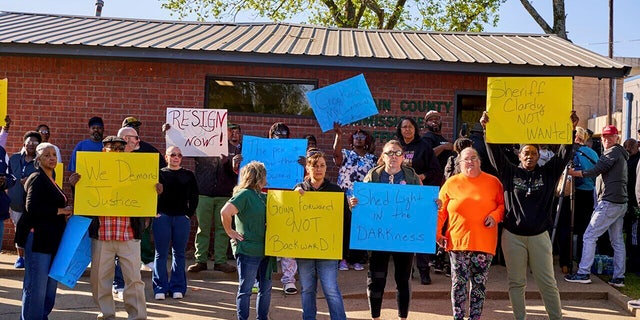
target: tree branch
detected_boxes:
[385,0,407,29]
[321,0,346,26]
[552,0,567,39]
[519,0,553,34]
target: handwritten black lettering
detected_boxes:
[85,186,141,208]
[117,160,158,182]
[269,235,329,252]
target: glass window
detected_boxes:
[205,77,317,116]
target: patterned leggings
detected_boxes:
[449,251,493,320]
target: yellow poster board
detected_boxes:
[54,162,63,188]
[265,190,343,259]
[0,79,7,126]
[486,77,573,144]
[74,152,158,217]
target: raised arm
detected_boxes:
[332,122,344,166]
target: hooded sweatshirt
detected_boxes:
[582,144,628,204]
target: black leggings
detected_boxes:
[367,251,414,318]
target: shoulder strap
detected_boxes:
[576,149,597,165]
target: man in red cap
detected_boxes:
[566,125,628,288]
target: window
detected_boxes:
[205,76,317,116]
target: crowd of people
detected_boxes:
[3,108,640,320]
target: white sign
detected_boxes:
[165,108,229,157]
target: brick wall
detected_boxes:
[0,55,487,250]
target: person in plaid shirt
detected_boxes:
[70,135,162,320]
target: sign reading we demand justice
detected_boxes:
[486,77,573,144]
[350,182,439,254]
[74,152,159,217]
[165,108,228,157]
[265,190,344,259]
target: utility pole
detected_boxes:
[607,0,614,125]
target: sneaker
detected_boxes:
[628,299,640,308]
[213,263,237,273]
[352,263,365,271]
[172,292,183,299]
[140,262,153,272]
[564,273,592,284]
[113,288,124,300]
[252,281,259,294]
[283,282,298,295]
[608,277,625,287]
[14,257,24,269]
[420,272,432,285]
[339,260,349,271]
[187,262,207,273]
[155,293,166,300]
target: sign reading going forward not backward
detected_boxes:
[350,182,438,254]
[74,152,158,217]
[265,190,344,259]
[240,136,307,189]
[306,74,379,132]
[165,108,229,157]
[486,77,573,144]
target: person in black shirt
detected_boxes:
[153,146,199,300]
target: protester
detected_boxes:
[153,146,199,300]
[443,138,473,185]
[162,122,242,274]
[350,140,422,320]
[294,152,347,320]
[421,110,454,178]
[437,147,504,320]
[15,142,70,320]
[333,122,376,271]
[220,161,272,320]
[565,125,628,287]
[8,131,42,269]
[69,135,155,320]
[396,117,441,284]
[0,145,13,248]
[268,122,299,294]
[68,116,104,172]
[481,111,578,320]
[35,124,62,162]
[625,139,640,273]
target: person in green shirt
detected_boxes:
[220,161,271,320]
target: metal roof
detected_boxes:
[0,11,631,78]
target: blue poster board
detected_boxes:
[306,74,379,132]
[240,135,307,189]
[49,215,92,288]
[350,182,439,254]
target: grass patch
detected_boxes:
[598,273,640,299]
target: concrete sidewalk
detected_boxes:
[0,252,637,319]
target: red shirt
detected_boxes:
[98,216,134,241]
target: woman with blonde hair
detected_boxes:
[220,161,272,320]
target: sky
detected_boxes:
[2,0,639,58]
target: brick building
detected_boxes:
[0,12,631,249]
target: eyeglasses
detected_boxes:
[125,135,139,140]
[25,141,40,146]
[39,130,49,135]
[460,156,479,163]
[104,144,125,151]
[383,150,403,157]
[353,133,367,140]
[169,153,183,158]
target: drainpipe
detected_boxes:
[625,92,634,140]
[95,0,104,17]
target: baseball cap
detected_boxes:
[88,116,104,128]
[228,123,240,129]
[122,116,142,128]
[424,110,441,121]
[102,135,126,145]
[602,125,619,136]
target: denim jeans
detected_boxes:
[236,254,272,320]
[578,200,627,278]
[153,214,190,295]
[22,232,58,320]
[113,257,124,290]
[297,259,346,320]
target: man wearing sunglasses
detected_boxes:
[35,124,62,162]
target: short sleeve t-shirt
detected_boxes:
[228,189,267,257]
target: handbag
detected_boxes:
[0,190,10,220]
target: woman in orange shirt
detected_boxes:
[437,147,504,320]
